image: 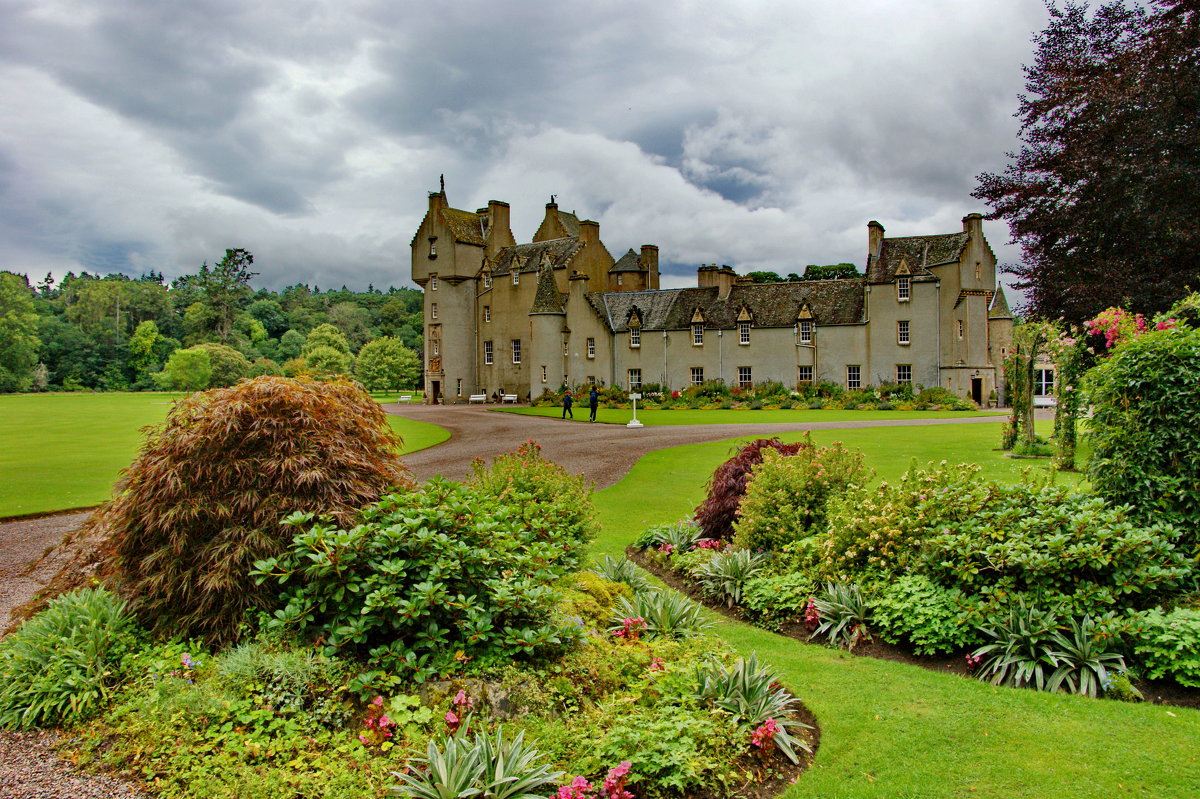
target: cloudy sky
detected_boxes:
[0,0,1049,293]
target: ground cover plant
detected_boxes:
[592,429,1200,797]
[0,390,448,518]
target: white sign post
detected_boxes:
[626,393,644,428]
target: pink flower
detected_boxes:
[750,719,779,749]
[445,709,460,733]
[649,657,665,672]
[453,690,474,708]
[372,695,384,707]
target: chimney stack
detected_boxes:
[579,219,600,244]
[485,200,514,258]
[962,212,983,239]
[868,220,885,259]
[641,245,659,290]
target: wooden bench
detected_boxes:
[468,394,487,404]
[502,394,519,404]
[398,395,413,403]
[1033,395,1057,408]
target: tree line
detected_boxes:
[0,248,424,393]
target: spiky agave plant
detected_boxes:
[695,549,769,607]
[391,727,563,799]
[610,589,713,640]
[694,653,812,763]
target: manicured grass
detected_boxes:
[591,424,1197,798]
[500,406,998,425]
[0,392,449,518]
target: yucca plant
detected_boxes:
[695,549,769,607]
[91,376,412,645]
[694,653,812,764]
[610,590,713,640]
[588,555,650,594]
[0,587,138,729]
[971,601,1060,690]
[654,520,704,552]
[1047,616,1127,697]
[391,727,563,799]
[812,582,871,650]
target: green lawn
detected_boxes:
[0,393,448,519]
[591,424,1196,798]
[500,406,998,425]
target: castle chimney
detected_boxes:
[717,265,737,299]
[641,245,659,290]
[579,219,600,244]
[868,220,885,258]
[486,200,515,258]
[962,212,983,239]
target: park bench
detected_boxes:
[502,394,519,404]
[398,395,413,403]
[1033,395,1056,408]
[468,394,487,404]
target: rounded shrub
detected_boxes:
[96,376,411,644]
[693,437,812,541]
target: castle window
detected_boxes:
[456,378,462,396]
[431,339,439,356]
[513,270,519,286]
[957,319,965,339]
[896,364,912,385]
[975,262,982,280]
[692,324,703,345]
[630,328,640,348]
[738,322,751,345]
[690,367,704,386]
[483,306,491,322]
[799,321,813,345]
[846,365,861,390]
[541,365,547,383]
[586,375,596,385]
[737,366,752,389]
[430,273,438,290]
[431,302,438,320]
[587,338,595,359]
[897,277,910,301]
[429,238,437,258]
[898,320,910,345]
[483,272,492,289]
[512,339,521,364]
[617,274,623,286]
[798,365,813,384]
[484,340,493,365]
[628,369,641,390]
[1035,369,1055,396]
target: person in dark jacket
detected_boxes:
[562,392,574,419]
[588,387,599,422]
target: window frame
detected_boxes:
[430,302,438,320]
[897,319,910,345]
[846,364,861,390]
[630,328,640,348]
[896,363,912,385]
[797,365,813,384]
[1035,368,1055,396]
[738,321,751,345]
[586,337,596,359]
[430,273,438,290]
[737,366,752,389]
[483,340,493,365]
[483,305,491,323]
[799,320,813,345]
[690,367,704,386]
[897,277,910,301]
[692,323,704,345]
[627,368,642,390]
[511,339,521,364]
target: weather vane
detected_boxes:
[439,174,445,194]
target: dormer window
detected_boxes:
[692,323,703,345]
[428,237,437,259]
[430,273,438,291]
[512,270,519,286]
[630,328,640,348]
[799,320,813,345]
[739,322,751,345]
[483,271,492,289]
[897,277,910,301]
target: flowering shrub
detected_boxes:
[749,718,779,751]
[358,695,396,749]
[612,617,647,642]
[557,762,635,799]
[694,437,812,541]
[254,478,583,682]
[740,573,818,630]
[732,441,869,551]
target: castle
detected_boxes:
[410,186,1013,405]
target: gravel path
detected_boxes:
[0,406,1009,796]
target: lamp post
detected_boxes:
[627,393,643,428]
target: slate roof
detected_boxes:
[441,208,486,246]
[594,279,866,333]
[530,260,566,314]
[490,237,582,275]
[555,210,581,238]
[610,249,646,273]
[867,233,968,283]
[989,286,1013,319]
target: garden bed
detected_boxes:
[629,547,1200,712]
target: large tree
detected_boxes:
[974,0,1200,322]
[0,272,41,392]
[195,248,257,343]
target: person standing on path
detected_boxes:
[589,386,599,422]
[562,391,574,419]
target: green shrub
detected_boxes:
[742,572,818,628]
[732,441,869,550]
[866,576,975,655]
[1047,616,1127,697]
[193,342,253,387]
[970,601,1060,691]
[694,653,811,764]
[610,590,713,640]
[562,572,631,629]
[470,441,597,570]
[211,642,353,732]
[98,376,410,645]
[695,549,769,607]
[1132,608,1200,687]
[1087,324,1200,533]
[586,556,649,595]
[255,478,583,682]
[0,587,138,729]
[694,438,813,542]
[393,727,564,799]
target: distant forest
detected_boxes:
[0,248,422,392]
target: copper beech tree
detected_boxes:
[93,376,411,643]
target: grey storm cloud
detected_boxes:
[0,0,1049,291]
